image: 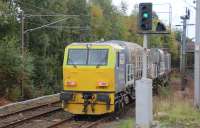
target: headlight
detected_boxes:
[66,81,77,87]
[97,81,108,88]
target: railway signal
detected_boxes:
[139,3,152,31]
[136,3,153,128]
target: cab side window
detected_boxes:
[117,52,120,68]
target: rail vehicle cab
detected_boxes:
[61,42,124,115]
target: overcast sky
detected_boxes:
[112,0,196,39]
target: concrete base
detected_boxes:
[135,78,153,128]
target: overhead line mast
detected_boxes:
[20,10,24,99]
[194,0,200,108]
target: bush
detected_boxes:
[119,119,134,128]
[0,43,34,101]
[7,86,21,101]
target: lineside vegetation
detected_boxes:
[0,0,179,101]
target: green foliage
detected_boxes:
[0,37,34,99]
[159,86,172,98]
[7,86,21,101]
[118,119,134,128]
[0,0,34,100]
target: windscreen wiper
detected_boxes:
[96,64,101,68]
[96,57,106,68]
[68,58,77,68]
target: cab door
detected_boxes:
[115,51,126,92]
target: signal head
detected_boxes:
[139,3,153,31]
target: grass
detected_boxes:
[154,84,200,128]
[154,97,200,128]
[118,86,200,128]
[170,72,181,81]
[117,72,200,128]
[118,118,134,128]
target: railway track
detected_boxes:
[0,101,63,128]
[0,93,115,128]
[0,101,114,128]
[47,115,115,128]
[0,101,60,118]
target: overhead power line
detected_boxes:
[26,22,90,30]
[1,13,89,18]
[24,17,70,33]
[1,13,82,18]
[46,26,90,29]
[25,14,81,17]
[46,27,90,31]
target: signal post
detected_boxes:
[136,34,153,128]
[136,3,170,128]
[136,3,153,128]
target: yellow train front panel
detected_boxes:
[63,68,115,92]
[61,44,118,115]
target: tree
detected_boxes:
[0,1,35,100]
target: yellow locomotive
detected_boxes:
[60,40,171,115]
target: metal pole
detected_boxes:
[136,34,153,128]
[181,17,187,90]
[180,34,183,72]
[194,0,200,107]
[21,11,24,99]
[182,18,186,74]
[143,34,147,78]
[179,30,182,72]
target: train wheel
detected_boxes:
[124,95,130,104]
[115,101,121,113]
[121,101,125,113]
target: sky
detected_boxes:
[112,0,196,39]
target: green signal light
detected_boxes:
[143,13,149,18]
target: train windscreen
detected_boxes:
[67,49,108,66]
